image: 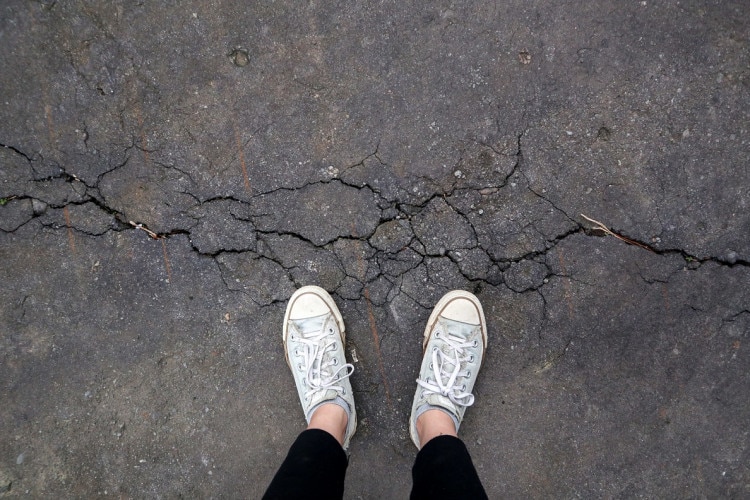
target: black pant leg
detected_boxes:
[410,435,488,500]
[263,428,348,500]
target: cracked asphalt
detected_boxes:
[1,1,748,497]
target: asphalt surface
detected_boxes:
[1,1,749,497]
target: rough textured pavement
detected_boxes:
[1,1,749,497]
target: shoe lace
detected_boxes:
[416,329,476,407]
[292,317,354,400]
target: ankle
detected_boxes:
[307,403,349,446]
[416,409,457,447]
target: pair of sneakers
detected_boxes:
[283,285,487,450]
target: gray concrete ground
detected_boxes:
[1,0,748,497]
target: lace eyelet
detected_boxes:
[469,355,474,362]
[333,358,338,365]
[473,340,478,347]
[429,362,433,369]
[461,385,466,391]
[297,364,303,370]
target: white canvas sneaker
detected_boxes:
[283,286,357,449]
[409,290,488,449]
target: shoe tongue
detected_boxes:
[293,313,327,335]
[441,317,477,338]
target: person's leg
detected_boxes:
[409,290,489,499]
[263,286,357,499]
[410,414,487,499]
[263,428,347,499]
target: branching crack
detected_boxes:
[1,143,34,163]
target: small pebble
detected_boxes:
[32,199,48,215]
[230,48,249,67]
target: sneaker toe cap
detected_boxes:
[441,297,481,325]
[289,292,330,319]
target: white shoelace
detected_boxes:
[291,319,354,400]
[417,330,476,407]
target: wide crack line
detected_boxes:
[3,134,747,288]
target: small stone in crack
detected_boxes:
[230,48,249,67]
[32,199,48,215]
[725,251,738,264]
